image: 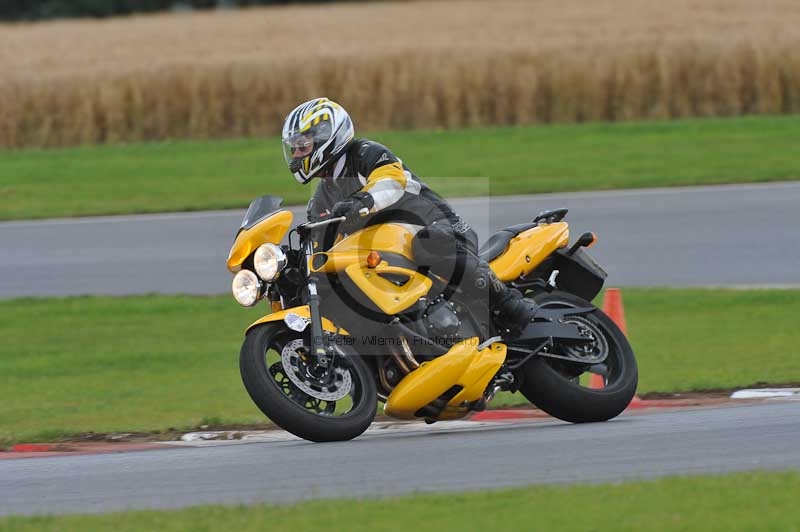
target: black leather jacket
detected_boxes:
[306,138,458,229]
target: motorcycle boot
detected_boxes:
[493,287,539,333]
[473,262,539,334]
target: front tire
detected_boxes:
[518,291,638,423]
[240,323,377,442]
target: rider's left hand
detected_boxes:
[331,192,374,229]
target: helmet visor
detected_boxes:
[282,121,333,164]
[282,134,314,165]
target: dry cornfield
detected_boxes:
[1,0,799,149]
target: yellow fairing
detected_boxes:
[384,340,506,420]
[227,211,294,273]
[310,223,415,273]
[246,306,348,335]
[344,262,432,315]
[490,222,570,282]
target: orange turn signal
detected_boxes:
[366,251,381,268]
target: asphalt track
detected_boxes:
[2,182,799,299]
[2,183,798,518]
[1,401,798,516]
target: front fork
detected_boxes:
[304,240,331,369]
[295,213,358,373]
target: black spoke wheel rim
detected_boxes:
[264,333,365,417]
[540,301,625,389]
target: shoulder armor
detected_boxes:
[350,138,398,175]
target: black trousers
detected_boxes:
[412,216,508,306]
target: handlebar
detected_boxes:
[300,215,347,231]
[298,208,370,231]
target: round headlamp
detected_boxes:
[231,270,261,307]
[254,243,287,281]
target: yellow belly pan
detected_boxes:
[384,340,507,420]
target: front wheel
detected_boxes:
[517,291,638,423]
[240,323,377,442]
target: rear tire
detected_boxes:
[518,291,638,423]
[240,323,377,442]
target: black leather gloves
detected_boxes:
[331,192,375,229]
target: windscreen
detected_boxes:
[239,195,285,231]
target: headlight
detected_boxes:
[254,243,287,281]
[231,270,261,307]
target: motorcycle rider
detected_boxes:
[281,97,538,334]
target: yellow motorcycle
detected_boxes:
[227,196,638,442]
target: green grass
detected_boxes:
[623,288,800,392]
[1,288,798,445]
[0,296,262,446]
[1,115,798,220]
[1,472,798,531]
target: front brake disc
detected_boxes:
[280,339,352,401]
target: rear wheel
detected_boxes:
[240,323,377,442]
[517,291,638,423]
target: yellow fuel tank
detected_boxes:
[310,223,417,274]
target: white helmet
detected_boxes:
[281,98,354,184]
